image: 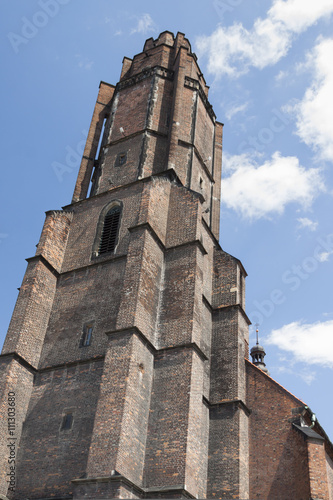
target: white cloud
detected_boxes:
[222,152,324,219]
[297,217,318,231]
[131,14,157,35]
[317,250,333,262]
[267,320,333,368]
[225,102,249,120]
[269,0,333,32]
[285,38,333,162]
[196,0,333,77]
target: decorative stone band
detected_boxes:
[116,65,174,92]
[203,395,252,417]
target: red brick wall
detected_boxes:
[86,333,154,486]
[143,348,205,496]
[326,452,333,500]
[15,360,104,499]
[35,210,73,272]
[307,439,330,499]
[247,361,310,500]
[0,358,34,497]
[3,258,57,367]
[207,403,249,499]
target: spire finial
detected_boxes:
[255,323,259,345]
[250,325,270,376]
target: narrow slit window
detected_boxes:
[61,413,73,431]
[80,323,94,347]
[95,116,108,161]
[98,206,121,255]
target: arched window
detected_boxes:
[98,205,121,255]
[92,201,122,258]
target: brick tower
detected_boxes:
[1,31,333,500]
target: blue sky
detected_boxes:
[1,1,333,438]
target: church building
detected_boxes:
[1,31,332,500]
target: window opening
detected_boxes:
[115,151,127,167]
[80,323,94,347]
[88,115,108,198]
[61,413,73,431]
[99,206,121,254]
[95,116,108,161]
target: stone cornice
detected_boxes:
[203,396,251,416]
[26,254,60,278]
[116,65,174,92]
[105,326,208,362]
[0,352,37,374]
[202,296,251,326]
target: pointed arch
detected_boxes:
[92,200,122,258]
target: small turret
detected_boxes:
[250,328,270,375]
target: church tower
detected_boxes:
[1,31,332,500]
[0,31,249,500]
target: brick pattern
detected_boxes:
[116,227,164,345]
[0,358,34,496]
[326,452,333,499]
[138,177,171,244]
[143,349,193,488]
[83,30,222,240]
[38,256,125,368]
[185,351,209,498]
[73,82,115,202]
[15,360,104,499]
[35,210,73,272]
[211,308,246,401]
[86,333,154,486]
[207,403,248,499]
[62,184,143,273]
[2,258,57,367]
[246,361,311,500]
[307,439,330,499]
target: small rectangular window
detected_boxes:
[80,323,94,347]
[61,413,73,431]
[115,151,127,167]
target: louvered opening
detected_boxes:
[99,206,121,254]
